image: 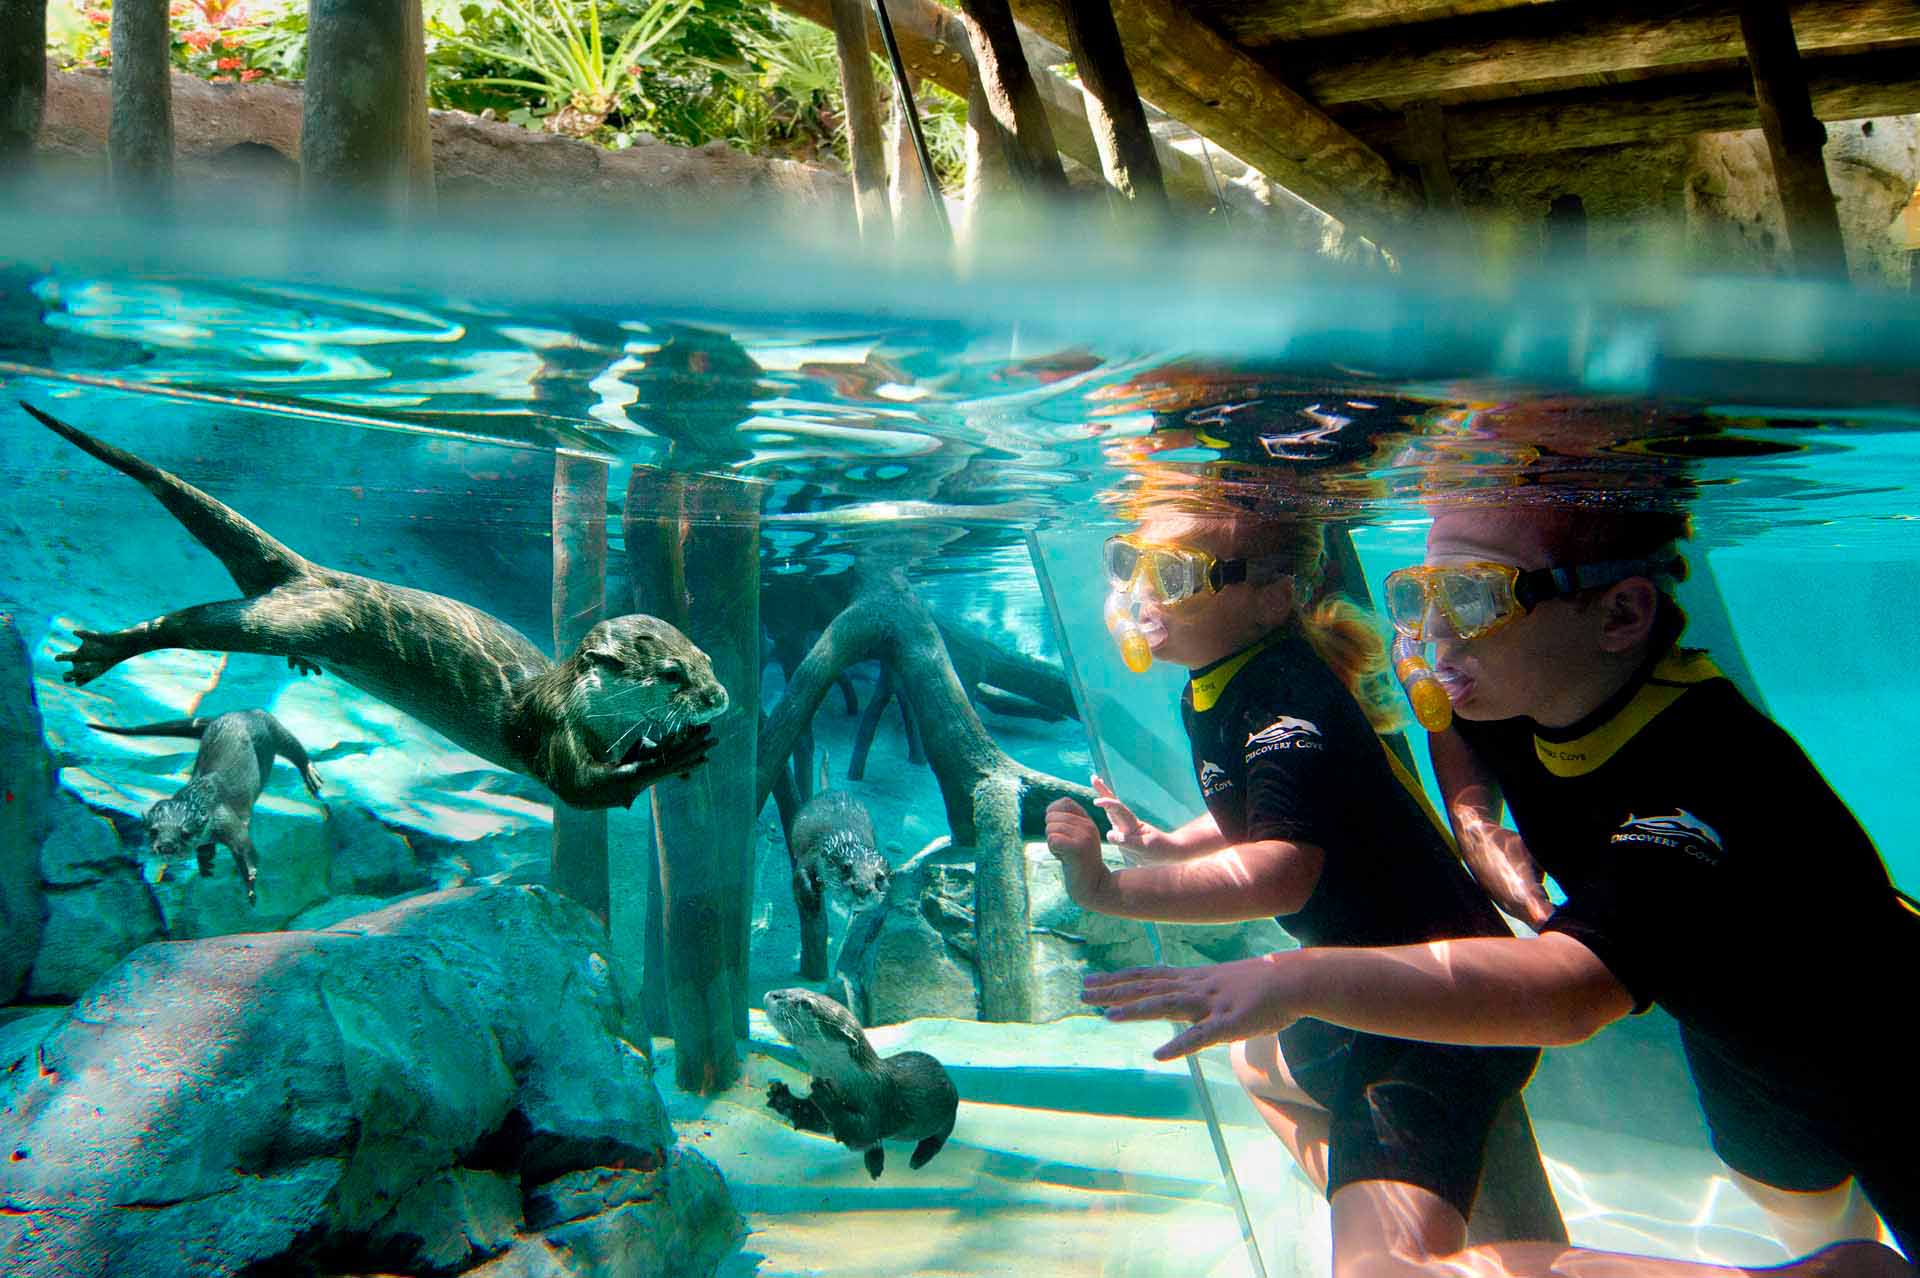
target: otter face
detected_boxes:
[823,836,891,906]
[571,615,730,766]
[144,796,208,859]
[764,988,870,1080]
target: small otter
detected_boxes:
[788,755,890,915]
[93,709,323,903]
[763,987,957,1179]
[25,403,728,810]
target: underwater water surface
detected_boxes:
[1,205,1916,1278]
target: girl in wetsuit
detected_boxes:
[1045,501,1547,1272]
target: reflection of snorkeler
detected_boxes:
[1089,502,1920,1278]
[1046,495,1555,1270]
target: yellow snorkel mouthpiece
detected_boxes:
[1105,592,1157,674]
[1393,636,1453,733]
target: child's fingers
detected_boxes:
[1091,775,1115,798]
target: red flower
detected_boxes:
[215,55,243,69]
[84,8,109,23]
[239,67,262,81]
[219,32,245,47]
[183,28,214,49]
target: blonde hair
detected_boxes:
[1230,517,1408,735]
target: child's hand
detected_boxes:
[1091,776,1163,857]
[1045,797,1103,863]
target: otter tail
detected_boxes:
[90,717,210,740]
[23,402,308,596]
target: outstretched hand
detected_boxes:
[1089,776,1164,858]
[1082,953,1305,1061]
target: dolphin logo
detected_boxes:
[1613,809,1725,861]
[1198,760,1229,793]
[1246,716,1322,749]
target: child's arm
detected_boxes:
[1045,798,1323,923]
[1431,729,1554,930]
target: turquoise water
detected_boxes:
[1,204,1916,1278]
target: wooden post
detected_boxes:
[828,0,890,235]
[1544,194,1588,264]
[302,0,434,214]
[1737,0,1848,278]
[963,56,1022,237]
[107,0,174,204]
[952,0,1068,197]
[1403,101,1459,214]
[624,469,762,1094]
[971,773,1034,1021]
[0,0,47,178]
[888,72,939,234]
[1058,0,1166,212]
[551,453,611,922]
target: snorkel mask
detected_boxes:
[1101,534,1252,674]
[1382,552,1687,726]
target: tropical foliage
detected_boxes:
[43,0,970,188]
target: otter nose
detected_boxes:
[705,683,731,716]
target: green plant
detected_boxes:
[432,0,698,136]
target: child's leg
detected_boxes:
[1232,1032,1332,1191]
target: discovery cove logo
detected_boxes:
[1610,810,1725,864]
[1199,760,1230,797]
[1245,716,1323,757]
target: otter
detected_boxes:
[763,987,958,1179]
[93,708,322,904]
[25,403,727,810]
[788,754,890,915]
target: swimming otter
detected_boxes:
[763,987,958,1179]
[25,403,727,810]
[93,708,322,903]
[789,755,890,912]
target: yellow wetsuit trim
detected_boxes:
[1532,649,1725,778]
[1380,736,1459,851]
[1188,634,1282,713]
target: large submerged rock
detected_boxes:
[838,843,1293,1025]
[0,616,51,1002]
[0,885,743,1278]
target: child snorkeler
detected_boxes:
[1043,495,1546,1273]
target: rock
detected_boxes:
[364,1167,522,1275]
[0,886,734,1278]
[287,893,393,931]
[36,65,850,215]
[0,615,51,1001]
[328,803,431,898]
[26,796,162,998]
[837,842,1293,1025]
[471,1150,742,1278]
[1687,116,1918,287]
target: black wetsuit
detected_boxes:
[1183,630,1538,1216]
[1454,645,1920,1256]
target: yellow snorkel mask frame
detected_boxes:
[1384,553,1688,643]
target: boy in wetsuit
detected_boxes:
[1044,502,1546,1275]
[1085,503,1918,1278]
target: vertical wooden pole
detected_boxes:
[1543,194,1588,265]
[302,0,434,214]
[1737,0,1847,279]
[952,0,1068,196]
[551,452,611,922]
[0,0,48,180]
[1058,0,1166,212]
[624,469,761,1094]
[1404,101,1459,214]
[962,56,1019,240]
[108,0,174,205]
[828,0,890,235]
[888,72,936,234]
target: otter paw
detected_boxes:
[55,630,129,685]
[288,656,323,677]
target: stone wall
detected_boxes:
[34,63,852,213]
[1455,116,1919,287]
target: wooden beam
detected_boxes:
[108,0,174,202]
[1345,49,1920,159]
[1279,0,1920,107]
[1740,0,1849,277]
[1193,0,1552,44]
[1060,0,1169,211]
[1403,100,1458,211]
[772,0,1219,205]
[0,1,48,174]
[1018,0,1422,240]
